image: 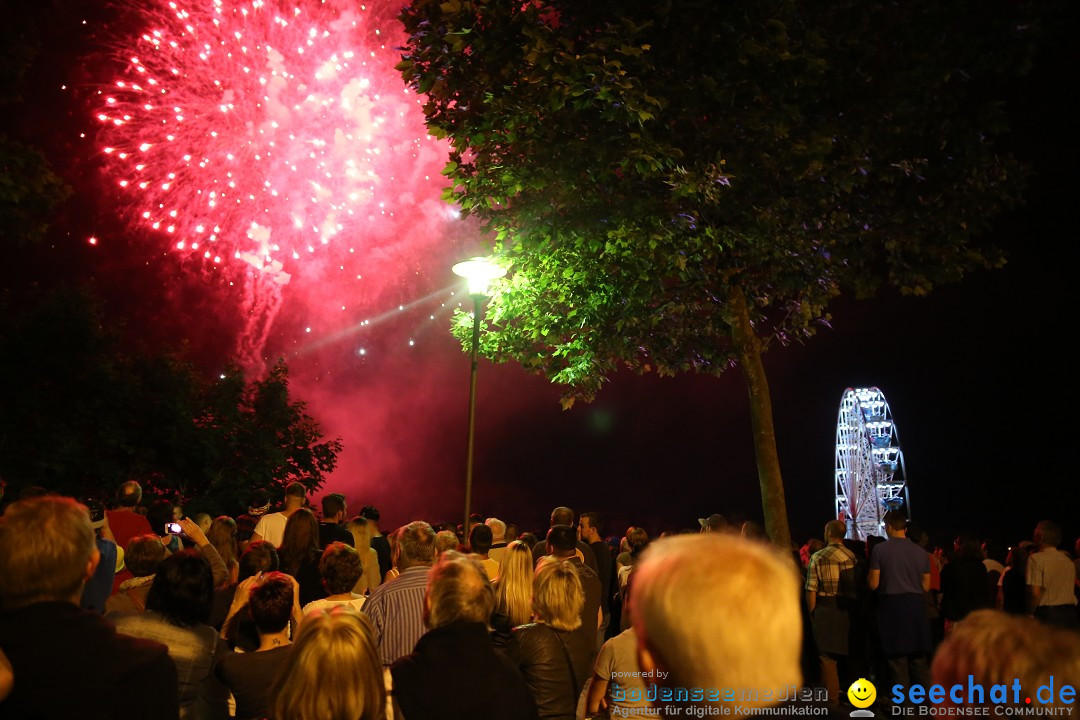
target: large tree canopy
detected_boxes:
[399,0,1037,544]
[0,288,342,514]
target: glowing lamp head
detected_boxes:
[452,256,506,297]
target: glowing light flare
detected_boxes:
[452,257,507,296]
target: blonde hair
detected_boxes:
[0,497,95,608]
[494,541,534,626]
[632,534,801,706]
[932,610,1080,710]
[270,607,385,720]
[533,558,583,632]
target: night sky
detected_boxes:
[2,0,1076,551]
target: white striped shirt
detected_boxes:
[363,565,431,665]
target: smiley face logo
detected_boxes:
[847,678,877,709]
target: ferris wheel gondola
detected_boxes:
[834,387,909,540]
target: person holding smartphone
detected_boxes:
[216,572,302,720]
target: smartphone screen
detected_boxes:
[166,522,183,534]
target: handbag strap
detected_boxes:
[546,624,580,701]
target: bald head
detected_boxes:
[116,481,142,508]
[632,534,801,710]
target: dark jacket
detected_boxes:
[317,522,354,549]
[940,556,991,621]
[532,539,598,574]
[505,623,592,720]
[391,621,538,720]
[0,601,179,720]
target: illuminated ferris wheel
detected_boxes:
[834,387,909,540]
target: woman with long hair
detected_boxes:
[208,516,240,586]
[508,559,593,720]
[346,516,381,595]
[269,608,386,720]
[277,508,325,607]
[491,540,533,645]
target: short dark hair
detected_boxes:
[126,535,167,577]
[955,533,982,560]
[321,493,346,519]
[250,572,295,634]
[580,512,603,533]
[319,542,363,594]
[883,510,908,531]
[146,499,175,535]
[284,482,307,499]
[116,481,142,507]
[236,515,257,543]
[1035,521,1062,548]
[982,539,1005,564]
[469,523,493,554]
[359,505,380,522]
[239,541,280,582]
[249,488,269,507]
[146,549,214,627]
[546,525,577,555]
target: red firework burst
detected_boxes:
[94,0,447,288]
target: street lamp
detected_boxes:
[451,256,506,542]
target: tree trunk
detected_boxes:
[727,284,793,549]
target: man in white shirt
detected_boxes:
[1026,520,1079,631]
[252,482,307,547]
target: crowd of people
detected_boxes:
[0,479,1077,720]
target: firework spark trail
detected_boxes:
[94,0,450,367]
[238,269,285,368]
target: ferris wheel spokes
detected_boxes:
[834,386,908,540]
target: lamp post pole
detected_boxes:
[451,256,505,544]
[463,293,482,542]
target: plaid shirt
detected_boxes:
[806,543,858,598]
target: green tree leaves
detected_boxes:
[400,0,1034,398]
[399,0,1038,543]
